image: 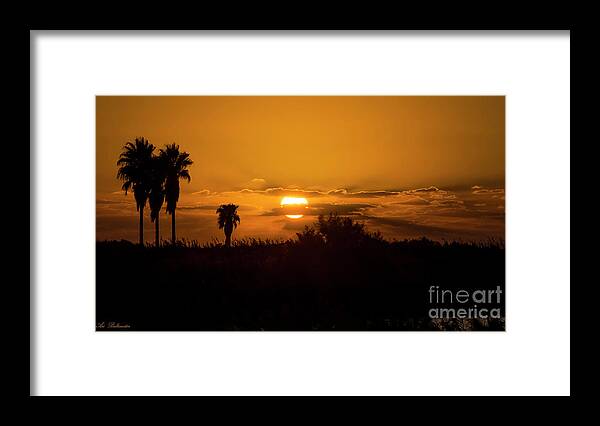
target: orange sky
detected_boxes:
[97,96,505,243]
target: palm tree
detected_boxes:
[148,155,167,247]
[116,137,155,246]
[160,144,193,244]
[216,204,240,247]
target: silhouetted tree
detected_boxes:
[216,204,240,247]
[148,155,167,247]
[160,144,193,244]
[116,137,155,246]
[295,225,325,247]
[315,213,384,248]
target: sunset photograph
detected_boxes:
[96,96,505,331]
[32,29,571,397]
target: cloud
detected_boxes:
[326,189,401,198]
[310,203,374,216]
[237,187,328,197]
[234,186,430,199]
[178,204,218,211]
[191,185,475,202]
[471,185,505,195]
[365,216,453,236]
[96,198,131,205]
[427,208,504,220]
[191,189,217,196]
[429,199,465,207]
[391,199,430,206]
[261,202,374,217]
[98,182,506,243]
[178,203,257,212]
[242,178,269,190]
[404,186,442,194]
[364,215,502,241]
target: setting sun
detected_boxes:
[281,197,308,206]
[281,196,308,219]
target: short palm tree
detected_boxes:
[148,155,167,247]
[216,204,240,247]
[160,144,193,244]
[116,137,155,246]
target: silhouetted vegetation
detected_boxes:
[97,214,505,331]
[160,144,193,244]
[216,204,241,248]
[116,137,155,246]
[117,138,192,247]
[148,154,167,247]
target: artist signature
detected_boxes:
[96,321,132,330]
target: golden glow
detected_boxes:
[280,197,309,206]
[281,197,309,219]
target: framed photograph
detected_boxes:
[96,95,505,332]
[31,30,570,396]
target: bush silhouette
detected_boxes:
[295,213,385,249]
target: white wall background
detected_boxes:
[32,31,570,396]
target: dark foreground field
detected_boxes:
[97,221,505,331]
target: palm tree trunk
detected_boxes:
[139,206,144,246]
[171,210,176,245]
[155,213,160,247]
[224,222,234,247]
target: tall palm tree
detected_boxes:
[116,137,155,246]
[216,204,240,248]
[160,144,193,244]
[148,155,167,247]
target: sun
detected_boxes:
[280,197,308,206]
[280,196,308,219]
